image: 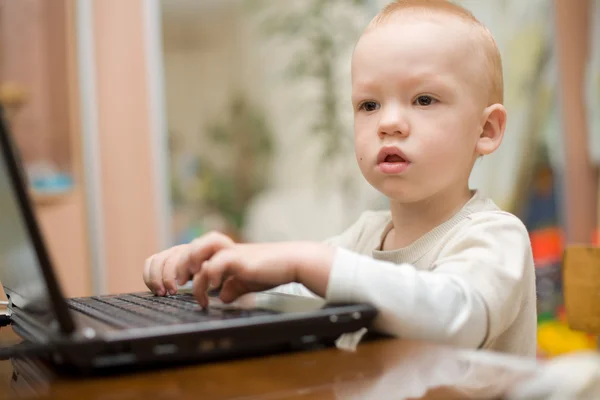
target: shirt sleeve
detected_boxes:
[325,212,532,349]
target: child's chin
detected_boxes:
[376,183,422,203]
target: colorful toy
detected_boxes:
[537,306,597,358]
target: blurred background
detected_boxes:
[0,0,598,358]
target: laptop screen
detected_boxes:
[0,107,74,333]
[0,147,52,312]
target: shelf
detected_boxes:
[31,189,74,206]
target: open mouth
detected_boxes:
[377,146,410,174]
[384,154,406,163]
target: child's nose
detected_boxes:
[377,107,409,137]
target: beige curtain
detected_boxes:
[460,0,554,213]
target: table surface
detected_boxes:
[0,326,541,400]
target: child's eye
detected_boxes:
[359,101,380,112]
[415,95,436,106]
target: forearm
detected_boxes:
[294,243,335,298]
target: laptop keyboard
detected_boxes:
[66,293,276,329]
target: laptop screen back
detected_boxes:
[0,144,51,311]
[0,106,74,333]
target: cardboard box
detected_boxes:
[563,246,600,335]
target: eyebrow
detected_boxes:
[352,71,458,97]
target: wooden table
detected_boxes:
[0,326,538,400]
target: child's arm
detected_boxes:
[322,212,533,349]
[184,212,530,349]
[143,212,373,301]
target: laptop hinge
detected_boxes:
[1,299,10,314]
[0,300,11,326]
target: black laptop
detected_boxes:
[0,106,377,374]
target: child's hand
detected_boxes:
[191,241,334,307]
[143,232,335,307]
[143,231,235,297]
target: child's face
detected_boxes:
[351,16,488,203]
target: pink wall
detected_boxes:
[0,0,71,167]
[92,0,160,294]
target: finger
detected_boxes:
[162,246,186,295]
[202,248,241,290]
[143,256,153,290]
[188,232,235,274]
[192,269,209,308]
[193,249,237,308]
[148,251,170,296]
[176,232,234,285]
[175,249,193,286]
[219,277,252,304]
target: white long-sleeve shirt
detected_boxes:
[274,191,537,356]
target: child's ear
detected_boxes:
[476,104,507,156]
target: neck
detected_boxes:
[387,185,473,249]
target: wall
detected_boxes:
[91,0,161,294]
[161,1,385,245]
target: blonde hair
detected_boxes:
[368,0,503,105]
